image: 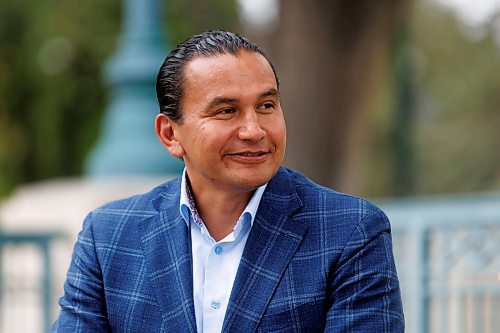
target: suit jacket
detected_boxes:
[53,167,404,332]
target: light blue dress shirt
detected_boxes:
[179,169,267,333]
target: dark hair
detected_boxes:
[156,30,279,123]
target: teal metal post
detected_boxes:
[411,224,428,333]
[41,241,52,333]
[86,0,184,176]
[0,232,61,333]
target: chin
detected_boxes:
[232,169,277,191]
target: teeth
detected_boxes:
[242,152,261,156]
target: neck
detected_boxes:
[187,179,254,242]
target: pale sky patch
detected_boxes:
[237,0,280,34]
[435,0,500,27]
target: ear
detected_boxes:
[155,113,185,158]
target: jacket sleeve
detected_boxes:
[325,209,405,332]
[52,213,111,332]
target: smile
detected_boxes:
[225,151,271,163]
[227,150,269,156]
[238,152,266,156]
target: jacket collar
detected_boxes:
[223,167,307,332]
[141,179,197,333]
[141,167,306,333]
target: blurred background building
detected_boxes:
[0,0,499,332]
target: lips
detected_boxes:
[226,149,269,156]
[234,152,266,156]
[225,150,271,163]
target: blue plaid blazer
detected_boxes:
[53,167,404,332]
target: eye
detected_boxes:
[213,107,236,118]
[258,102,275,112]
[218,107,235,114]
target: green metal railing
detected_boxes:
[0,231,61,333]
[0,192,498,333]
[380,191,500,333]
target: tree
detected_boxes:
[266,0,413,194]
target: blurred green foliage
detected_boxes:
[0,0,239,197]
[0,0,121,196]
[364,0,500,197]
[165,0,240,44]
[412,2,500,194]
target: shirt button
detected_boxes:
[211,300,221,309]
[214,245,223,255]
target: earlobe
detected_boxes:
[155,114,185,158]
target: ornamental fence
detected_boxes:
[0,192,499,333]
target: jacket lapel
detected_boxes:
[140,181,197,333]
[223,168,307,333]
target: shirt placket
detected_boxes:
[203,240,232,333]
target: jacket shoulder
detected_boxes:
[281,168,389,237]
[83,177,180,236]
[286,167,382,215]
[98,177,178,210]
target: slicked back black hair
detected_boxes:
[156,30,279,123]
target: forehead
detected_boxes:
[181,51,277,99]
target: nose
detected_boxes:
[237,110,265,141]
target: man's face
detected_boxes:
[166,50,286,194]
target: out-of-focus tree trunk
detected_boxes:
[266,0,412,193]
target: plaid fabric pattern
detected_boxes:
[53,167,404,332]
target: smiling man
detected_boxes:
[53,31,404,332]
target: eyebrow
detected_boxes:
[205,88,280,111]
[207,97,239,110]
[259,88,280,99]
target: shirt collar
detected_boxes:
[179,168,267,229]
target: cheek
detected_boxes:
[281,127,287,148]
[192,121,212,145]
[271,117,287,147]
[196,123,229,152]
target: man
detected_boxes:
[53,30,404,332]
